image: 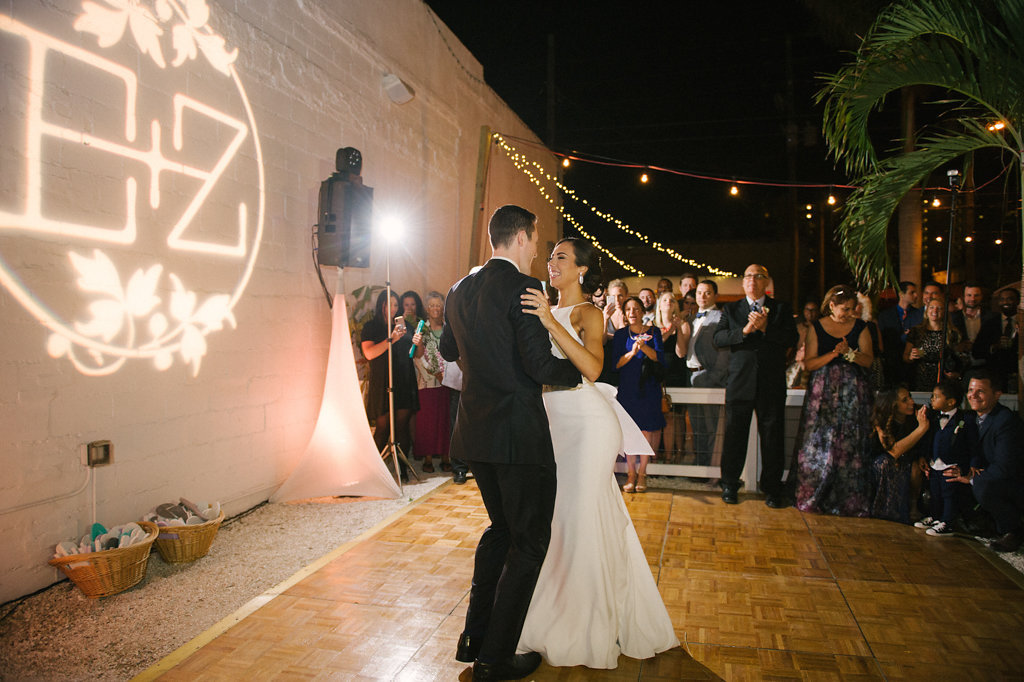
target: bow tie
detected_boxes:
[695,312,707,319]
[939,413,951,427]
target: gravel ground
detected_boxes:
[0,476,447,682]
[1,472,1019,681]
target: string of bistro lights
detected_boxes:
[492,133,740,278]
[494,131,1016,275]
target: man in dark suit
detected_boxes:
[950,281,997,377]
[877,280,919,387]
[713,264,798,507]
[440,205,581,680]
[945,371,1024,552]
[973,287,1020,393]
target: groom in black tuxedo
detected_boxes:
[713,264,798,508]
[440,205,581,680]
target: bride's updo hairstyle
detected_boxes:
[556,237,603,295]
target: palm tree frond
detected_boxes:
[839,128,1005,291]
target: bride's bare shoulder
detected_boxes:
[575,302,603,325]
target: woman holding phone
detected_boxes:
[361,289,420,480]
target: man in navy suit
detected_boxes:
[713,264,798,507]
[945,370,1024,552]
[877,281,919,387]
[440,205,581,680]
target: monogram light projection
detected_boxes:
[0,0,265,376]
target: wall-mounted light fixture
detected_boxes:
[382,73,414,104]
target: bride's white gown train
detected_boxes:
[517,304,679,669]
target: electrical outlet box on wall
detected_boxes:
[81,440,113,467]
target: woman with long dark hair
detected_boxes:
[517,237,677,668]
[360,289,419,479]
[870,386,930,523]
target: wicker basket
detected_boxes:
[152,511,224,563]
[48,521,158,598]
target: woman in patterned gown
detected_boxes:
[793,285,874,516]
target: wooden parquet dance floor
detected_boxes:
[140,482,1024,681]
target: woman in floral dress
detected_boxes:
[412,291,450,472]
[793,285,875,516]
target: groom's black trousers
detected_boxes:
[464,459,556,663]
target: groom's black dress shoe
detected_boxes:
[455,632,480,663]
[472,652,542,681]
[721,486,738,505]
[765,494,790,509]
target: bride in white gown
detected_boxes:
[518,238,678,669]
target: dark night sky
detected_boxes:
[425,1,871,250]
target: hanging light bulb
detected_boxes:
[935,235,943,242]
[827,194,837,205]
[932,197,941,207]
[729,184,739,196]
[996,237,1004,245]
[562,158,570,168]
[640,171,649,184]
[965,235,973,243]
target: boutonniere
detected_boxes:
[954,419,964,434]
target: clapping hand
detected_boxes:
[744,309,768,334]
[835,338,851,356]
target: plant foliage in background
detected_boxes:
[818,0,1024,292]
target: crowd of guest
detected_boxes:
[360,269,1024,553]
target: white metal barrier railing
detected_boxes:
[613,388,1019,493]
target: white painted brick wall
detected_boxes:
[0,0,562,603]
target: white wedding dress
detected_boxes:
[517,304,679,669]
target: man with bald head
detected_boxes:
[714,264,798,507]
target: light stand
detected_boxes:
[938,169,959,379]
[380,229,418,490]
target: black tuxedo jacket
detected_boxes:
[713,296,798,402]
[440,259,581,465]
[928,409,977,470]
[973,313,1017,376]
[969,403,1024,484]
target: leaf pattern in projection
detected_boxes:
[75,0,236,75]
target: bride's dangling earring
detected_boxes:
[578,272,584,285]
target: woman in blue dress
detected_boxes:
[612,296,668,493]
[793,285,875,516]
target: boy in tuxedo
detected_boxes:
[915,379,977,536]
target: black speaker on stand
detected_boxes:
[316,147,372,268]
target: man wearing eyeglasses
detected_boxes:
[714,264,798,508]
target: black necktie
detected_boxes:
[1004,317,1014,337]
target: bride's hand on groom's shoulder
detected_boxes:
[522,288,555,328]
